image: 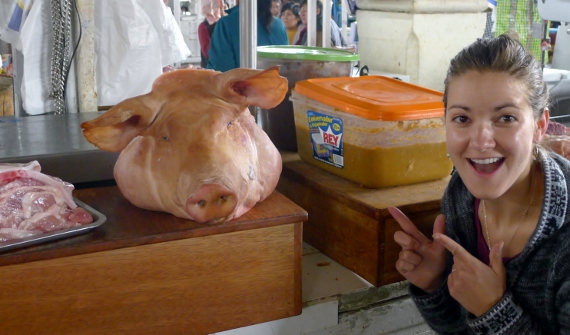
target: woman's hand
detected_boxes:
[389,207,447,293]
[433,233,507,316]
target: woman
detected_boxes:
[390,34,570,334]
[207,0,288,72]
[197,0,223,68]
[293,0,346,47]
[280,2,301,45]
[271,0,281,17]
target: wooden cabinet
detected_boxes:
[0,186,306,335]
[277,152,449,287]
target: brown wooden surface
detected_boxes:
[0,186,307,266]
[277,152,449,286]
[0,186,306,335]
[0,223,303,335]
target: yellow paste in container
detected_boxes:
[296,126,453,188]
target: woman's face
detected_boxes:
[271,1,281,17]
[281,9,300,29]
[299,4,307,25]
[445,70,548,201]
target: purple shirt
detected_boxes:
[474,199,518,265]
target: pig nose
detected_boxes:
[186,184,238,224]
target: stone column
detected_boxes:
[356,0,488,91]
[75,0,97,113]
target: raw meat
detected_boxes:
[541,121,570,161]
[81,67,288,224]
[546,121,570,136]
[0,161,94,242]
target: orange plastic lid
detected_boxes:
[293,76,444,121]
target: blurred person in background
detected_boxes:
[280,2,301,44]
[207,0,288,71]
[271,0,281,17]
[198,0,223,68]
[293,0,347,47]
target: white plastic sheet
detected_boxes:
[0,0,55,115]
[0,0,191,114]
[20,1,55,115]
[95,0,191,106]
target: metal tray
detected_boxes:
[0,198,107,253]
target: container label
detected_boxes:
[307,110,344,168]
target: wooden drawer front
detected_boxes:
[0,223,302,335]
[278,178,381,285]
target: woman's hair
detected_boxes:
[258,0,274,32]
[300,0,323,31]
[443,34,549,120]
[281,2,301,25]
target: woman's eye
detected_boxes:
[452,115,469,123]
[498,115,516,123]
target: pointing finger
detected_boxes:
[394,230,421,250]
[432,233,474,262]
[388,207,430,245]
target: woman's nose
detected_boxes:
[470,122,495,152]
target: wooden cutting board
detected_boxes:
[0,186,307,335]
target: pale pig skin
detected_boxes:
[81,67,288,224]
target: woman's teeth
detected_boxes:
[471,157,501,164]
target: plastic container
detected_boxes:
[256,46,359,151]
[291,76,453,188]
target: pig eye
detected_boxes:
[162,136,169,141]
[227,121,232,126]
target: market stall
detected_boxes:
[0,1,451,334]
[5,0,569,334]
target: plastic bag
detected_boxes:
[1,0,191,114]
[96,0,191,106]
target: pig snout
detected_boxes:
[186,184,238,224]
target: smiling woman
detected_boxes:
[389,34,570,334]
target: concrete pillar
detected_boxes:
[75,0,97,113]
[356,0,488,91]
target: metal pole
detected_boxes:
[307,0,316,46]
[240,0,257,69]
[341,0,348,42]
[240,1,257,118]
[321,0,330,48]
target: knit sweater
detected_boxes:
[410,151,570,334]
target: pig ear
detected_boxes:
[81,94,163,152]
[219,66,288,109]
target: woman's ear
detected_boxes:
[534,108,550,143]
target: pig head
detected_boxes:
[81,67,288,224]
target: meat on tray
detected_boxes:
[0,161,93,242]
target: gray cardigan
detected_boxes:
[410,151,570,334]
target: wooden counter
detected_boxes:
[277,152,449,287]
[0,186,307,335]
